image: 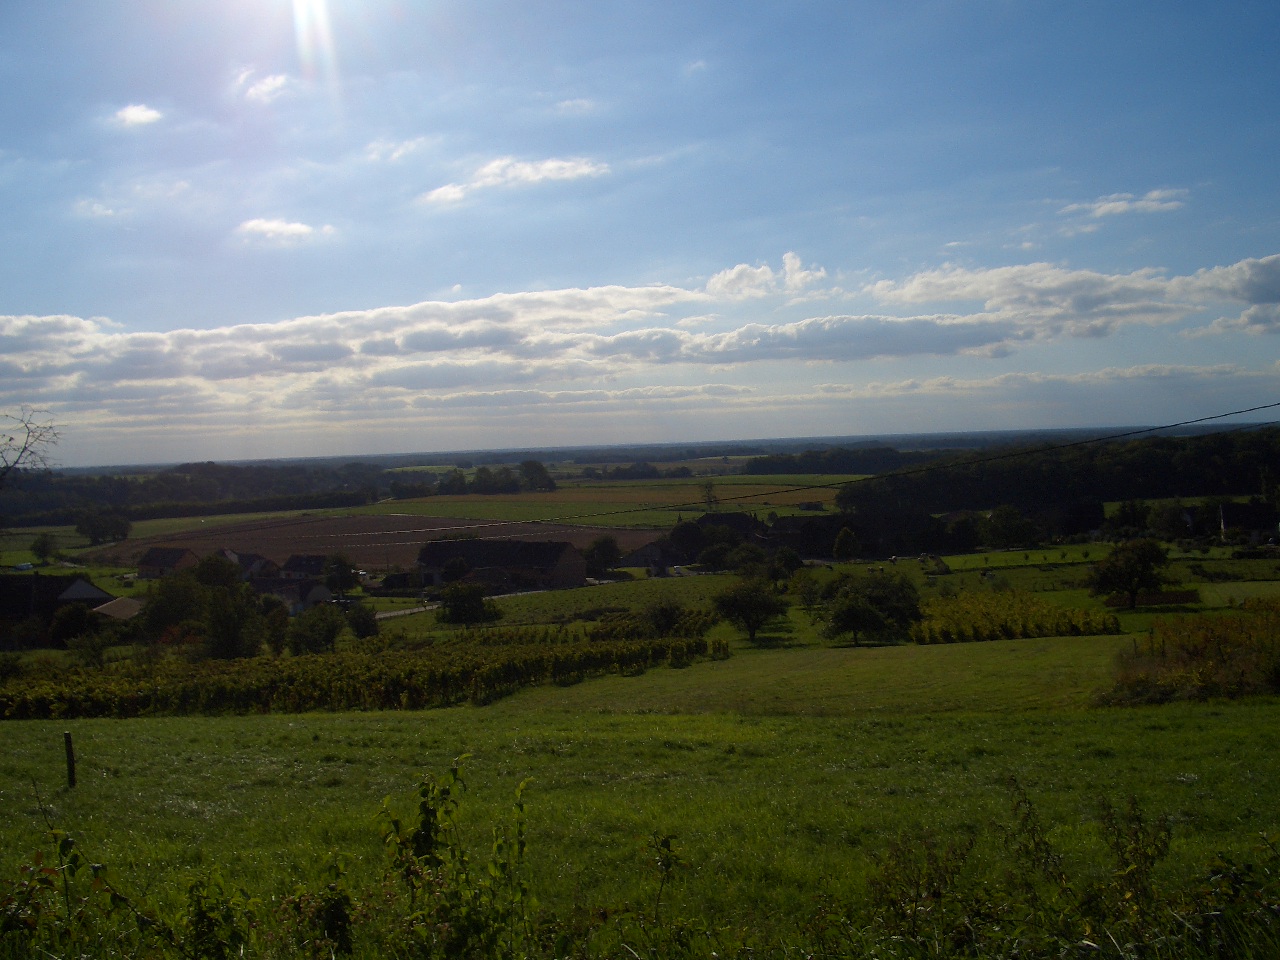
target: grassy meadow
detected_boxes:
[3,633,1278,938]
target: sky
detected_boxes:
[3,0,1280,467]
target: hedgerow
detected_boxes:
[0,636,727,720]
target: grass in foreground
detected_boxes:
[3,637,1277,948]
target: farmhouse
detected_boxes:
[137,547,199,580]
[417,539,586,591]
[0,572,116,641]
[215,548,280,581]
[280,554,329,580]
[250,577,332,615]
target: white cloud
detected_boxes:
[113,104,162,126]
[73,200,117,218]
[235,218,335,244]
[555,98,598,115]
[420,155,609,204]
[867,261,1182,337]
[245,73,291,103]
[1059,188,1188,218]
[9,252,1280,462]
[1173,253,1280,305]
[705,253,826,299]
[365,137,428,162]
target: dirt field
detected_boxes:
[95,512,663,572]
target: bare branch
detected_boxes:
[0,406,59,488]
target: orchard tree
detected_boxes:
[713,577,788,643]
[821,570,921,646]
[1088,538,1168,608]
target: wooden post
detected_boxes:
[64,731,76,789]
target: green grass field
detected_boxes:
[3,634,1277,936]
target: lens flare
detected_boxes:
[292,0,339,92]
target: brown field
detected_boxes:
[93,512,663,572]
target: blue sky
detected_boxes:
[3,0,1279,466]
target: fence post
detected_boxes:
[64,731,76,789]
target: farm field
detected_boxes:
[2,473,854,573]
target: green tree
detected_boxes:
[436,583,501,625]
[75,509,131,545]
[982,505,1040,549]
[518,459,557,492]
[713,578,788,643]
[346,601,380,639]
[287,603,348,655]
[324,553,359,598]
[205,584,263,659]
[788,568,821,618]
[28,532,57,564]
[260,595,290,657]
[583,535,622,577]
[821,570,921,646]
[49,602,96,647]
[194,554,241,589]
[1088,538,1169,608]
[143,573,208,640]
[833,527,859,561]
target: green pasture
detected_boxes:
[2,636,1277,932]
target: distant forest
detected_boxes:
[1,427,1276,534]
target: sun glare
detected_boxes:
[292,0,338,91]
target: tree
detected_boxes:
[436,582,501,625]
[205,584,264,659]
[788,568,821,618]
[519,460,557,492]
[1088,538,1168,608]
[75,509,131,545]
[702,480,719,513]
[583,535,622,577]
[324,553,359,598]
[832,527,858,561]
[1,406,57,490]
[287,603,347,655]
[713,578,788,643]
[346,602,380,639]
[29,532,57,565]
[821,570,921,646]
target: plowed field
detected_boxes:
[96,512,662,571]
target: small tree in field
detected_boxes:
[821,570,921,646]
[1088,538,1169,608]
[29,532,57,565]
[714,578,787,643]
[833,527,858,561]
